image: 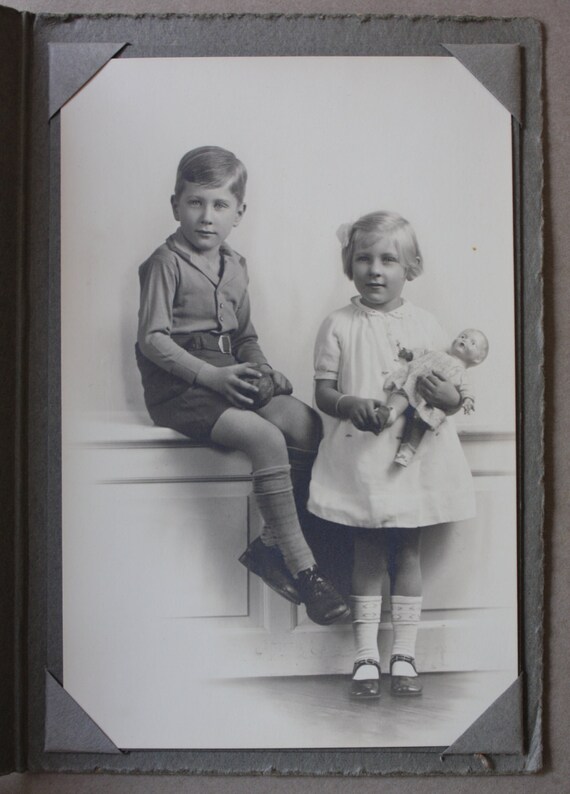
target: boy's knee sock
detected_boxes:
[391,595,422,676]
[351,595,382,678]
[253,465,316,577]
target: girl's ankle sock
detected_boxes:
[253,465,316,576]
[351,595,382,679]
[391,595,422,676]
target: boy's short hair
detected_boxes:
[342,211,423,282]
[174,146,248,204]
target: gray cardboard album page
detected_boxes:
[23,11,542,777]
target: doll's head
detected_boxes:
[338,211,423,282]
[450,329,489,367]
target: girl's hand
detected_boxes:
[195,362,261,407]
[268,369,293,396]
[338,396,385,434]
[416,371,461,413]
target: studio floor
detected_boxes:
[138,670,514,750]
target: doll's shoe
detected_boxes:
[350,659,382,699]
[394,443,416,468]
[239,537,301,605]
[390,654,423,696]
[295,566,350,625]
[374,404,394,431]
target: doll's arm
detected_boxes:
[458,373,475,414]
[397,345,429,362]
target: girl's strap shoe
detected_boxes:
[350,658,382,699]
[390,654,423,696]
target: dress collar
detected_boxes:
[351,295,409,319]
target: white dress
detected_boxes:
[307,297,476,529]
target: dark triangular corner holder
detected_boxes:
[44,671,121,753]
[442,675,523,756]
[49,42,128,119]
[442,43,522,126]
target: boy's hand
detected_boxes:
[268,369,293,396]
[196,362,261,407]
[338,396,385,435]
[416,371,461,413]
[462,397,475,415]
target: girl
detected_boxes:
[135,146,349,626]
[307,211,476,697]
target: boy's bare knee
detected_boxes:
[255,421,288,459]
[261,396,322,451]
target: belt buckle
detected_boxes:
[218,334,231,354]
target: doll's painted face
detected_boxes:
[451,329,489,366]
[351,232,407,313]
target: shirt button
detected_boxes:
[220,302,224,308]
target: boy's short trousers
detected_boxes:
[135,332,244,442]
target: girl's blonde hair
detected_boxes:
[341,211,423,282]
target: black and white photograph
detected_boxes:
[60,54,518,750]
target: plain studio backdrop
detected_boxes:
[61,56,514,430]
[59,56,517,749]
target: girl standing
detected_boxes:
[307,211,476,697]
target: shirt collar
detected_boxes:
[351,295,409,319]
[167,227,238,280]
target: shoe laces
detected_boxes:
[299,566,334,596]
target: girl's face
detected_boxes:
[351,233,407,312]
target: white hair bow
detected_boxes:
[336,223,353,248]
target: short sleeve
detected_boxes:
[314,313,342,380]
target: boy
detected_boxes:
[135,146,348,625]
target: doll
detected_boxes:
[383,329,489,467]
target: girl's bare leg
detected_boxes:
[349,531,388,694]
[388,528,423,690]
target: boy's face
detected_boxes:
[171,180,245,258]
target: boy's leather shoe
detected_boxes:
[390,654,423,696]
[295,566,350,625]
[350,658,382,699]
[239,537,301,604]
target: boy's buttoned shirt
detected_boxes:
[137,228,268,383]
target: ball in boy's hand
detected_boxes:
[243,368,274,409]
